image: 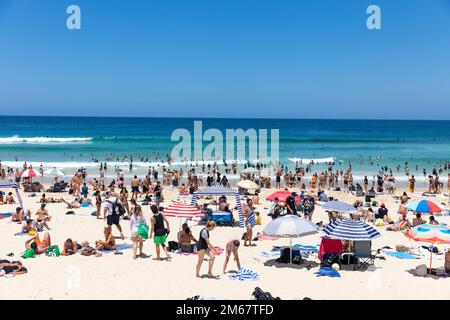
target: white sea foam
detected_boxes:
[0,136,92,144]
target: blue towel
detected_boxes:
[229,268,260,281]
[101,243,134,253]
[385,251,418,259]
[0,212,13,217]
[14,232,28,236]
[314,267,341,278]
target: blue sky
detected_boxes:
[0,0,449,119]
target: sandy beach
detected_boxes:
[1,181,449,300]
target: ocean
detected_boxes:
[0,116,449,184]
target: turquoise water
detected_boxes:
[0,116,449,180]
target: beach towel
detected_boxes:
[14,232,29,236]
[384,251,418,259]
[0,212,13,220]
[177,246,224,256]
[100,243,134,253]
[314,266,341,278]
[260,251,281,258]
[229,268,260,281]
[257,233,278,241]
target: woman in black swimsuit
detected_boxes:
[195,221,217,278]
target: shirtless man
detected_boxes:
[35,203,51,230]
[131,175,140,201]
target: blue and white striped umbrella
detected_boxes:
[321,200,357,213]
[323,219,381,241]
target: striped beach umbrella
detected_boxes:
[21,169,37,178]
[405,199,442,214]
[321,201,358,213]
[405,223,450,272]
[323,219,381,241]
[163,202,203,218]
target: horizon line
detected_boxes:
[1,114,450,121]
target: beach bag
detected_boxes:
[168,241,179,252]
[45,245,61,257]
[252,287,280,300]
[22,248,35,259]
[137,222,149,239]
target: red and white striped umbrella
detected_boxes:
[163,202,203,218]
[21,169,37,178]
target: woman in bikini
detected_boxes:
[223,239,241,274]
[95,226,116,251]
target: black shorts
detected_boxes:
[107,215,120,226]
[131,186,139,193]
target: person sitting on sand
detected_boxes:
[412,213,425,227]
[429,215,439,225]
[0,261,27,277]
[79,241,101,257]
[35,204,51,230]
[12,207,31,222]
[376,203,389,222]
[40,193,57,203]
[63,238,81,255]
[25,232,51,254]
[5,192,15,204]
[195,221,217,278]
[95,226,116,251]
[223,239,241,274]
[386,214,411,231]
[177,223,198,253]
[80,195,93,207]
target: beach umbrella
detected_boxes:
[44,168,67,177]
[405,223,450,273]
[323,219,381,241]
[263,215,319,263]
[265,190,300,203]
[21,169,37,178]
[236,180,259,190]
[163,202,203,218]
[321,201,358,214]
[405,199,442,214]
[241,167,260,174]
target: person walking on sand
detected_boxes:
[196,221,217,278]
[103,191,125,240]
[223,239,241,274]
[130,204,146,259]
[149,205,171,261]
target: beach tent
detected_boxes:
[0,182,23,208]
[191,185,244,227]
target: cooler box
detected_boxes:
[211,211,233,225]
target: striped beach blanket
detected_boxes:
[229,268,260,281]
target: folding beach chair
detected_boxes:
[354,241,376,271]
